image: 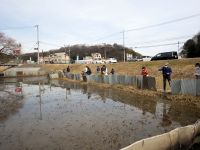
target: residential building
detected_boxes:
[91,53,102,60]
[40,52,70,64]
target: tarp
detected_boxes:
[181,79,196,96]
[136,75,143,89]
[171,79,181,94]
[171,79,200,96]
[65,74,157,91]
[196,79,200,96]
[121,121,200,150]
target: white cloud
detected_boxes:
[0,0,200,55]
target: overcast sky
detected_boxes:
[0,0,200,56]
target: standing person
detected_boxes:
[67,66,70,73]
[63,68,67,74]
[101,65,108,75]
[96,66,100,74]
[141,66,148,77]
[159,63,172,92]
[110,68,115,75]
[194,63,200,79]
[84,66,92,75]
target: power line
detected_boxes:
[20,41,36,44]
[89,31,122,43]
[86,13,200,44]
[40,41,62,48]
[134,42,184,49]
[128,35,192,45]
[22,44,36,50]
[125,13,200,32]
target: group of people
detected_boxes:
[96,65,115,75]
[141,62,200,92]
[64,62,200,93]
[83,65,115,76]
[141,63,172,92]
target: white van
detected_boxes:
[142,56,152,61]
[92,58,103,64]
[105,58,117,63]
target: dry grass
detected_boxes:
[0,66,9,72]
[40,58,200,90]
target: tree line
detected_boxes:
[21,43,141,62]
[181,32,200,58]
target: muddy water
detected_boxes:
[0,78,200,150]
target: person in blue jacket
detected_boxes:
[159,63,172,92]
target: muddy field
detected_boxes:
[0,77,200,150]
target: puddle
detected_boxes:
[0,77,200,150]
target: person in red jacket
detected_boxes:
[141,66,148,77]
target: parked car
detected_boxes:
[92,58,103,64]
[142,56,152,61]
[105,58,117,63]
[151,51,178,61]
[132,56,143,61]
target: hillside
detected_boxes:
[20,43,141,62]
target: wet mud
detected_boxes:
[0,78,200,150]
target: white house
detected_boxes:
[40,52,70,64]
[91,53,102,60]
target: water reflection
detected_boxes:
[0,77,200,150]
[50,79,200,127]
[38,82,44,120]
[0,80,24,121]
[1,77,199,127]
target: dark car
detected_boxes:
[151,51,178,61]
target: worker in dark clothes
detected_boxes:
[159,63,172,92]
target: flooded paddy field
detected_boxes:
[0,77,200,150]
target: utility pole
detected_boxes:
[35,25,40,64]
[104,46,107,59]
[123,30,125,62]
[177,41,180,51]
[68,45,71,64]
[64,45,67,64]
[42,49,44,64]
[104,49,107,59]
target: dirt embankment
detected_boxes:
[40,58,200,89]
[20,58,200,106]
[40,58,200,77]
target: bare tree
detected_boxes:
[0,32,21,55]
